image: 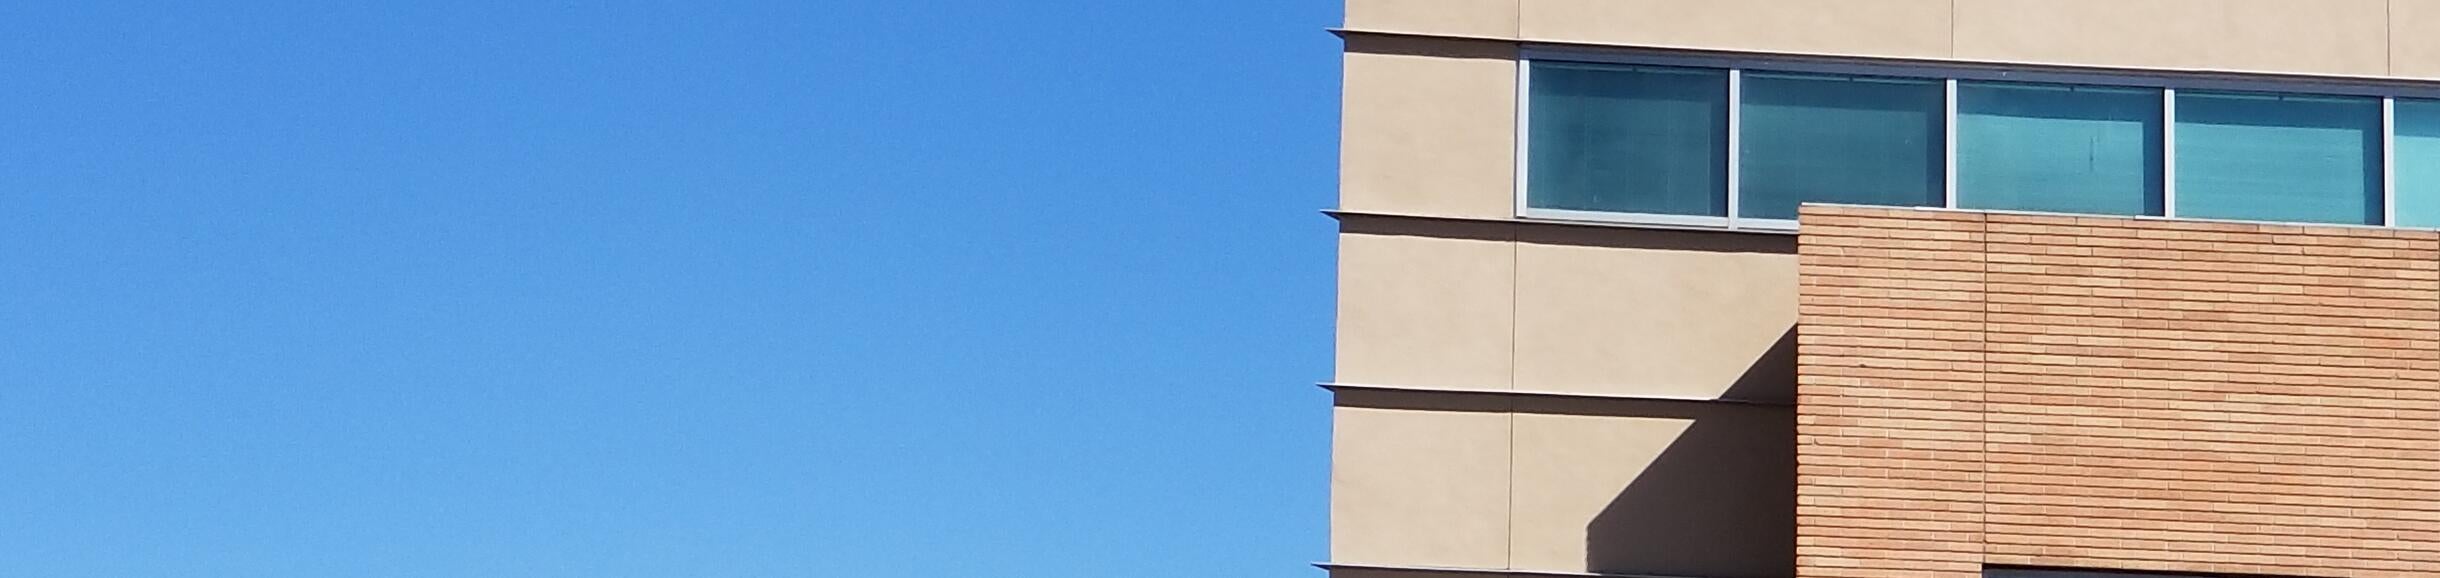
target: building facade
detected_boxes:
[1328,2,2440,578]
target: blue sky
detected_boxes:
[0,2,1340,576]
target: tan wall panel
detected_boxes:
[1955,0,2388,76]
[1508,413,1680,574]
[1331,405,1512,569]
[1513,229,1797,400]
[1340,36,1518,220]
[1336,225,1516,391]
[1346,0,1520,39]
[1326,569,1495,578]
[2393,0,2440,79]
[1519,0,1951,59]
[1509,407,1794,578]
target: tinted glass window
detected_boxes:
[2174,91,2382,225]
[1738,72,1945,220]
[1526,62,1729,216]
[1957,82,2164,216]
[2393,98,2440,227]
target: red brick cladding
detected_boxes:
[1795,205,2440,578]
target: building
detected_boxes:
[1326,2,2440,578]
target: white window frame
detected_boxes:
[2385,96,2399,227]
[1515,46,2440,232]
[2162,87,2177,219]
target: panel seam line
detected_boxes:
[1506,225,1518,571]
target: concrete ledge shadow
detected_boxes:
[1335,212,1798,254]
[1342,33,1518,60]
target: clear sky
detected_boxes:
[0,2,1340,576]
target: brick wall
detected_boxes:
[1795,205,2440,578]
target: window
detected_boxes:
[1525,62,1729,217]
[1516,52,2434,230]
[2174,91,2382,225]
[1738,72,1946,221]
[2395,98,2440,227]
[1956,82,2163,216]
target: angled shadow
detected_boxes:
[1582,325,1796,578]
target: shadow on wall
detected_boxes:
[1583,326,1796,578]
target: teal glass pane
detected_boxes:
[1956,82,2163,216]
[1739,72,1944,220]
[2174,91,2381,225]
[1526,62,1728,216]
[2396,99,2440,228]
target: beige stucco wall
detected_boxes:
[1521,0,1953,60]
[1331,391,1794,577]
[1336,217,1796,401]
[1348,0,2440,79]
[1332,215,1800,576]
[1346,0,1519,39]
[1335,221,1515,392]
[2393,0,2440,78]
[1953,0,2389,77]
[1339,36,1516,220]
[1331,403,1513,569]
[1512,228,1795,400]
[1504,412,1685,572]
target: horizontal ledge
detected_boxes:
[1323,209,1799,237]
[1318,381,1793,408]
[1315,562,1705,578]
[1328,27,1519,45]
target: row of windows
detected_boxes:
[1521,59,2440,229]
